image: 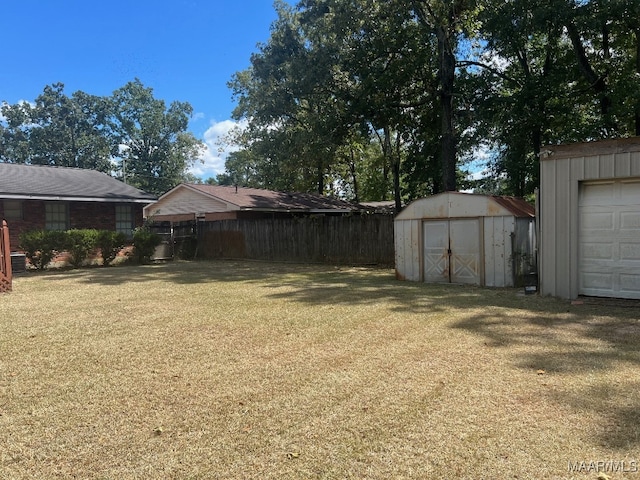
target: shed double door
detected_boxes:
[423,219,481,284]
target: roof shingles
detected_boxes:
[0,163,156,202]
[187,184,360,212]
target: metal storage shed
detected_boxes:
[539,137,640,300]
[394,192,535,287]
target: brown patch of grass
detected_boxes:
[1,260,639,479]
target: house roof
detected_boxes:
[0,163,157,203]
[175,184,362,212]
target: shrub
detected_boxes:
[19,230,67,270]
[65,229,100,268]
[132,227,161,264]
[96,230,128,266]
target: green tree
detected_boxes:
[0,101,31,163]
[225,0,640,201]
[470,0,569,196]
[228,0,444,206]
[1,83,113,171]
[110,79,204,196]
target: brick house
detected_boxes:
[0,163,156,250]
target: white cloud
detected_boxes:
[189,119,247,180]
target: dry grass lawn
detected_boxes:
[1,260,639,479]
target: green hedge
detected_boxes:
[65,229,100,268]
[19,229,129,270]
[132,227,162,264]
[19,230,68,270]
[96,230,128,266]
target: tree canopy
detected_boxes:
[224,0,640,202]
[0,79,203,197]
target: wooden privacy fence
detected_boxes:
[176,215,395,266]
[1,220,12,293]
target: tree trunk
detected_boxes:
[565,20,614,129]
[316,157,324,194]
[438,24,457,191]
[349,146,359,203]
[393,133,402,212]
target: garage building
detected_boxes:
[540,137,640,300]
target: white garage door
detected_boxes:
[579,180,640,299]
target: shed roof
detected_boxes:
[395,192,534,220]
[0,163,156,203]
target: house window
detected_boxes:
[115,205,134,237]
[3,200,23,220]
[45,202,69,231]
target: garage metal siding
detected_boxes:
[540,137,640,299]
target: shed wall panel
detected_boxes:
[483,216,513,287]
[394,220,421,281]
[484,217,513,287]
[408,220,421,281]
[483,218,497,287]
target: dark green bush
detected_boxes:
[19,230,67,270]
[132,227,161,264]
[65,229,100,268]
[96,230,128,266]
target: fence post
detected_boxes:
[1,220,13,293]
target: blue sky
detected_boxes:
[0,0,290,180]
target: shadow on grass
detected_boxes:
[35,259,640,448]
[450,300,640,450]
